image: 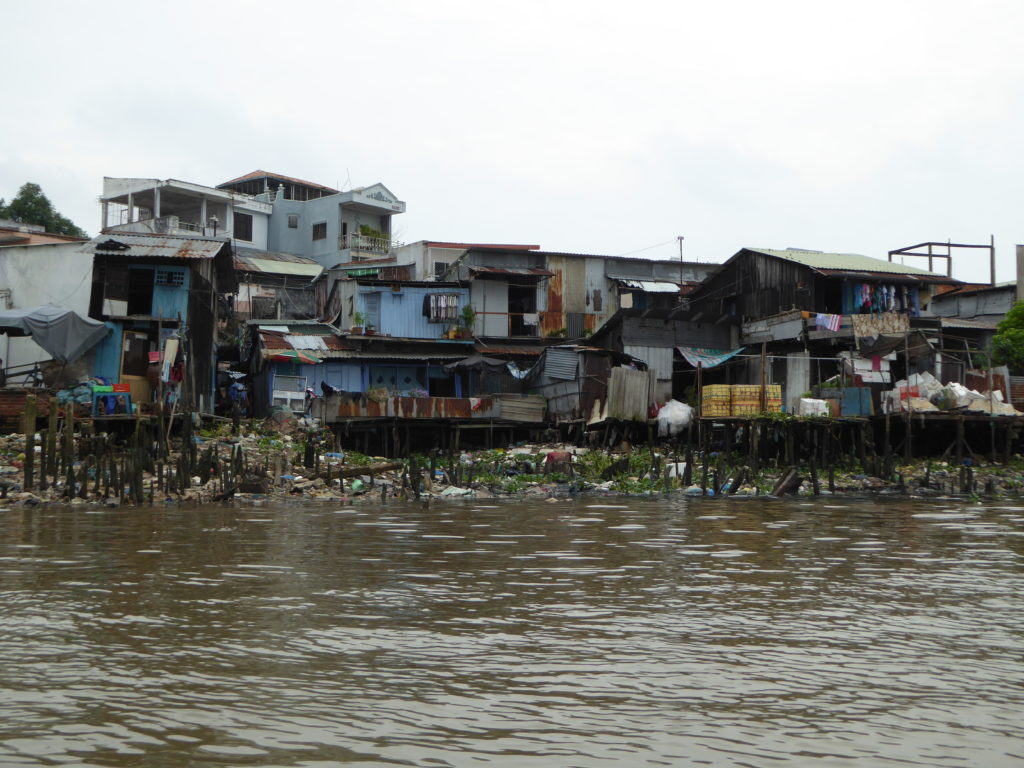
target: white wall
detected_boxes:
[235,211,269,250]
[0,242,93,376]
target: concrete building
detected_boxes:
[99,171,406,269]
[0,228,90,382]
[219,172,406,268]
[392,243,717,341]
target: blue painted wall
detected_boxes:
[124,265,189,320]
[268,196,341,267]
[298,361,363,393]
[91,321,122,381]
[356,284,469,339]
[151,266,190,320]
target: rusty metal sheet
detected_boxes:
[86,233,225,260]
[329,395,497,422]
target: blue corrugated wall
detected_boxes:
[357,284,469,339]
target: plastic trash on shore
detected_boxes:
[931,381,986,410]
[665,462,687,479]
[907,371,943,400]
[440,486,473,497]
[967,398,1021,416]
[656,400,694,437]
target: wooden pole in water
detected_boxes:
[904,333,913,461]
[759,342,767,413]
[956,416,965,468]
[23,395,36,492]
[696,362,703,453]
[47,399,58,485]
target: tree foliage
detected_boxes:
[990,300,1024,372]
[0,182,86,238]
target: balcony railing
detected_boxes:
[339,233,403,255]
[107,216,215,237]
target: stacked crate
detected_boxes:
[730,385,762,416]
[701,384,783,417]
[700,384,732,417]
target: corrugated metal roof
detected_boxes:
[748,247,942,277]
[84,233,226,259]
[425,241,541,251]
[235,252,322,277]
[617,279,680,293]
[250,320,337,332]
[284,335,330,350]
[940,317,1000,330]
[473,344,544,357]
[323,351,467,361]
[468,266,554,277]
[544,347,580,380]
[235,247,321,268]
[940,281,1016,297]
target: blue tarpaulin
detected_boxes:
[676,346,745,369]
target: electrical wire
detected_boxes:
[615,239,679,257]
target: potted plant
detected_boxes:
[351,312,366,335]
[458,305,477,339]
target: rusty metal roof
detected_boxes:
[259,327,352,358]
[468,266,554,277]
[84,233,227,259]
[234,248,322,277]
[473,344,544,357]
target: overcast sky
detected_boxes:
[2,1,1022,282]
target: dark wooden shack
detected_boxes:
[684,247,958,323]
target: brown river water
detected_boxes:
[1,496,1023,767]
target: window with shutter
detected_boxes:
[233,212,253,241]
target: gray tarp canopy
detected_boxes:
[443,354,509,373]
[0,305,109,364]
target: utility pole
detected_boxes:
[677,235,685,288]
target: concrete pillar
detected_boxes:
[101,201,109,231]
[126,193,134,223]
[200,198,207,234]
[1016,245,1024,304]
[225,202,233,238]
[154,186,161,219]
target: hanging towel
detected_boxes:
[815,313,843,332]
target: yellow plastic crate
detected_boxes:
[731,402,760,416]
[702,403,731,417]
[702,385,731,397]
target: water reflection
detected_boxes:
[1,497,1023,766]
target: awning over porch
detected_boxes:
[0,305,109,363]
